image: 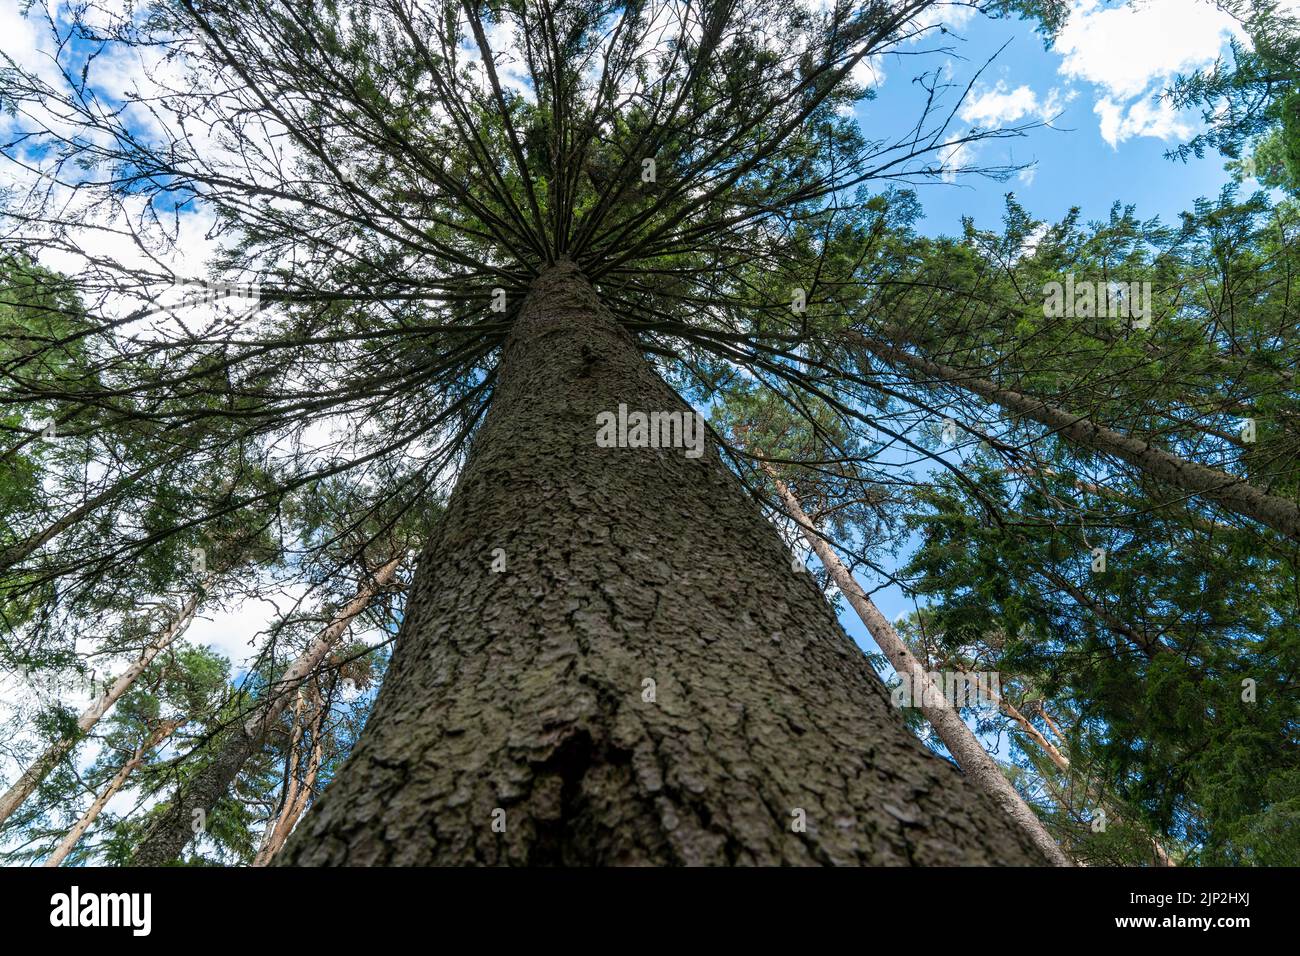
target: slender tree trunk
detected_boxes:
[1041,708,1065,743]
[43,720,183,867]
[253,691,324,867]
[254,737,320,865]
[252,690,308,865]
[989,691,1175,867]
[850,331,1300,542]
[1039,566,1167,658]
[279,261,1049,866]
[1002,465,1235,534]
[129,556,399,865]
[763,467,1071,866]
[0,461,158,571]
[0,587,206,829]
[1147,826,1176,866]
[990,690,1070,773]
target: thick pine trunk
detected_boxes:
[130,725,261,866]
[129,557,398,865]
[278,261,1047,866]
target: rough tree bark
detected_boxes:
[278,261,1049,866]
[0,586,206,829]
[129,555,399,865]
[763,467,1071,866]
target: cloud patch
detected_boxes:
[1051,0,1243,146]
[959,82,1071,127]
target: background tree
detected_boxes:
[0,0,1293,866]
[1,642,230,866]
[713,379,1072,864]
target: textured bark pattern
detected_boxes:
[766,469,1070,865]
[130,731,260,866]
[279,262,1048,866]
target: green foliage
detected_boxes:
[0,0,1294,868]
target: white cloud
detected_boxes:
[959,82,1071,127]
[0,0,60,82]
[1094,94,1193,148]
[851,53,888,92]
[961,82,1039,125]
[1049,0,1243,145]
[1055,0,1242,101]
[939,134,975,183]
[186,584,310,667]
[1018,221,1049,259]
[906,1,978,35]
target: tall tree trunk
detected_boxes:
[129,556,399,865]
[991,690,1070,774]
[763,467,1071,866]
[252,689,324,867]
[850,331,1300,542]
[43,720,183,867]
[1041,708,1065,742]
[988,691,1175,867]
[1038,566,1167,658]
[279,261,1049,866]
[0,460,159,571]
[252,689,308,865]
[252,736,320,866]
[0,586,206,829]
[1002,465,1235,535]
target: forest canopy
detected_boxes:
[0,0,1296,868]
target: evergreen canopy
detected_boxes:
[0,0,1296,867]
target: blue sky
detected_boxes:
[832,0,1252,652]
[860,1,1244,237]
